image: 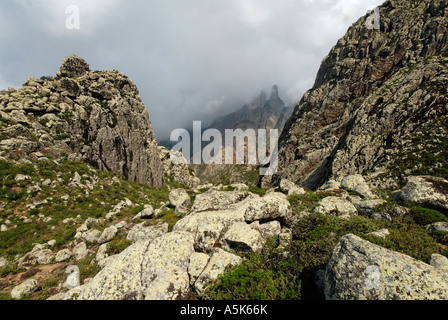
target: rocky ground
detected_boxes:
[0,157,447,299]
[1,0,448,300]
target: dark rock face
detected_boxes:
[0,55,164,187]
[264,0,448,190]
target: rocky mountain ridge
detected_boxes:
[0,55,164,187]
[209,85,293,134]
[1,0,448,302]
[264,0,448,191]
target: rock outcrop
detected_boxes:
[76,189,293,300]
[0,54,164,187]
[391,175,448,212]
[325,234,448,300]
[264,0,448,190]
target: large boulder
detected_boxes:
[193,248,242,295]
[314,196,358,218]
[174,191,291,253]
[126,222,168,243]
[168,188,191,213]
[17,249,55,269]
[243,192,292,223]
[173,208,245,253]
[97,225,118,244]
[11,279,41,300]
[77,231,195,300]
[325,234,448,300]
[220,222,264,253]
[391,176,448,212]
[279,179,306,196]
[340,175,376,199]
[190,189,256,212]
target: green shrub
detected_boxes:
[205,238,301,300]
[410,206,448,226]
[77,256,101,282]
[106,237,132,256]
[430,230,448,246]
[206,211,445,300]
[247,186,266,196]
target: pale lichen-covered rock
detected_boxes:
[429,254,448,272]
[349,198,386,216]
[95,243,109,263]
[134,205,154,220]
[72,242,89,261]
[158,146,199,188]
[243,192,292,223]
[340,175,376,199]
[367,229,390,239]
[77,231,195,300]
[251,220,282,240]
[126,222,168,243]
[77,240,150,300]
[425,222,448,232]
[194,248,242,296]
[190,189,256,213]
[325,234,448,300]
[11,278,41,300]
[168,188,191,213]
[391,176,448,211]
[173,209,245,253]
[188,252,210,285]
[140,231,195,300]
[314,196,358,218]
[220,222,264,253]
[0,257,10,269]
[83,229,101,244]
[55,248,72,262]
[279,179,306,196]
[97,225,118,244]
[18,249,54,269]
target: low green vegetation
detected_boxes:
[204,195,448,300]
[0,159,171,261]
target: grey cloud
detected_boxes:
[0,0,384,140]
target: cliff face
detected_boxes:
[0,55,164,187]
[264,0,448,190]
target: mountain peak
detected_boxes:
[270,85,279,100]
[0,55,164,187]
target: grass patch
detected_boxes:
[106,237,133,256]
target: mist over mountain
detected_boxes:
[0,0,385,141]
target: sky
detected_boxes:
[0,0,384,140]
